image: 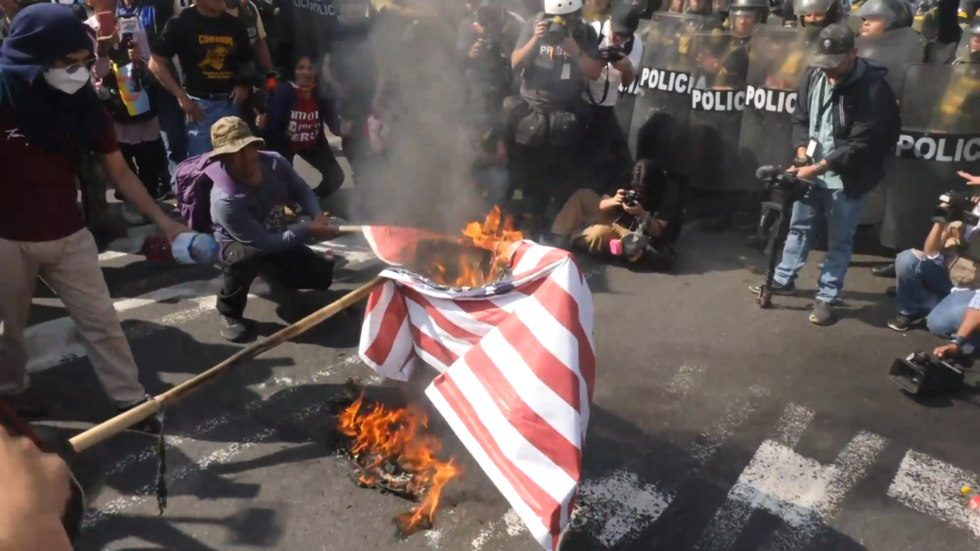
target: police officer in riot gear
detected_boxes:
[856,0,913,35]
[957,19,980,61]
[730,0,769,37]
[508,0,602,233]
[912,0,940,39]
[793,0,845,26]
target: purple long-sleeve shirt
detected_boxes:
[210,152,322,253]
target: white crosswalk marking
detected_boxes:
[696,406,887,551]
[888,450,980,539]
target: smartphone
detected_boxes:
[96,11,116,37]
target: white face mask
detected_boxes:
[42,67,91,94]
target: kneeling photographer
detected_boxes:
[507,0,602,234]
[546,160,685,270]
[888,185,980,339]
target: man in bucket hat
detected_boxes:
[750,24,901,326]
[207,117,340,342]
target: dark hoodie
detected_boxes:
[791,57,901,199]
[0,3,107,154]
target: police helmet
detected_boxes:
[855,0,913,28]
[970,19,980,35]
[545,0,582,14]
[729,0,769,21]
[913,0,938,14]
[793,0,843,23]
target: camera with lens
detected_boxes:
[602,45,625,62]
[933,191,980,226]
[889,351,971,396]
[623,189,640,207]
[475,4,503,56]
[251,71,280,115]
[544,15,585,47]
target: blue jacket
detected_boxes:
[264,81,341,156]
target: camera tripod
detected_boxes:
[752,171,812,308]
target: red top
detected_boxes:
[287,90,320,152]
[0,105,119,242]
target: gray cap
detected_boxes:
[809,23,856,67]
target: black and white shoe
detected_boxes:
[888,313,925,332]
[220,316,257,343]
[748,281,797,296]
[117,396,162,435]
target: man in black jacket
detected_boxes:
[754,24,900,325]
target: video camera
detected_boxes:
[624,189,640,207]
[933,191,980,226]
[889,351,972,396]
[751,165,812,308]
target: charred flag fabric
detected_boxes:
[358,236,595,550]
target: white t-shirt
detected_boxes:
[583,19,643,108]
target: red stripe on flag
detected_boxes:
[401,288,483,345]
[496,315,581,414]
[364,284,386,317]
[531,278,596,402]
[465,344,582,480]
[409,323,458,368]
[454,298,511,327]
[509,242,535,269]
[433,373,565,542]
[363,290,407,367]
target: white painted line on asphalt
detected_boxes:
[887,449,980,539]
[696,406,887,551]
[471,509,527,550]
[101,355,363,480]
[28,250,377,373]
[572,384,772,548]
[666,364,706,397]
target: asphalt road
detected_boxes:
[29,156,980,551]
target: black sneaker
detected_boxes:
[809,300,835,326]
[871,263,896,278]
[888,313,924,332]
[748,281,797,296]
[220,316,257,343]
[117,396,162,435]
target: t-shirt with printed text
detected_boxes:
[287,90,321,152]
[155,7,253,96]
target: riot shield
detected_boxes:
[880,63,980,250]
[855,27,925,99]
[737,25,818,187]
[625,12,719,176]
[687,32,753,190]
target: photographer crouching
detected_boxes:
[545,159,684,270]
[888,178,980,339]
[507,0,602,234]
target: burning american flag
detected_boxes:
[356,220,595,550]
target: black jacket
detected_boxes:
[791,58,901,199]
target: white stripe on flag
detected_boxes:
[515,297,591,441]
[446,361,577,504]
[544,261,596,352]
[479,329,583,451]
[419,297,497,338]
[404,299,472,362]
[512,245,551,276]
[426,384,555,550]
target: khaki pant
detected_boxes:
[0,229,145,405]
[551,188,632,255]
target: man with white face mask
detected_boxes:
[0,4,188,429]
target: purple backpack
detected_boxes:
[174,151,285,234]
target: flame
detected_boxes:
[425,206,522,288]
[338,393,462,535]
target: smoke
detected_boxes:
[284,0,491,233]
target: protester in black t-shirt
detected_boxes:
[547,160,686,270]
[149,0,254,157]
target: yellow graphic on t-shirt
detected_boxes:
[198,35,235,80]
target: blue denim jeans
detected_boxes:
[774,186,866,303]
[186,98,240,157]
[894,249,952,316]
[926,290,980,349]
[154,86,187,188]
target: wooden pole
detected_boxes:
[69,276,385,454]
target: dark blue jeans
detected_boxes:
[153,86,187,188]
[894,248,952,316]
